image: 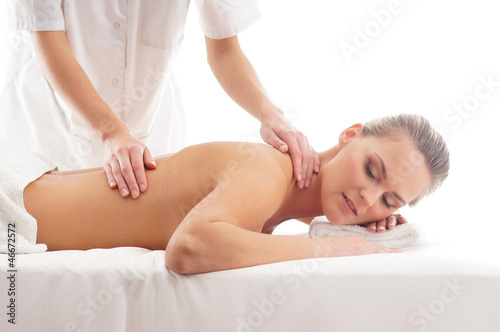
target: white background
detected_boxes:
[1,1,499,248]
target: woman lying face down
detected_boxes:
[24,114,449,274]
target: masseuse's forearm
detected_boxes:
[166,221,322,274]
[31,31,128,141]
[205,36,283,123]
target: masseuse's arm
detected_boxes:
[205,35,320,189]
[165,151,398,275]
[31,31,155,199]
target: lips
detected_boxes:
[342,193,358,216]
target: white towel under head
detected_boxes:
[309,216,422,248]
[0,138,57,254]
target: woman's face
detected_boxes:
[321,124,431,225]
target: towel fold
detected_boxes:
[0,138,57,254]
[309,216,422,248]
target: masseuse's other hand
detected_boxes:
[364,213,408,233]
[260,111,320,189]
[103,130,156,199]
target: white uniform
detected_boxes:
[0,0,260,169]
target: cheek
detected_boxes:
[322,197,343,224]
[325,158,359,190]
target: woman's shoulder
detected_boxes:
[202,141,292,175]
[176,141,294,184]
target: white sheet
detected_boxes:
[1,240,499,332]
[0,137,57,254]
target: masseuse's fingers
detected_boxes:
[261,120,319,189]
[286,135,315,189]
[313,147,321,173]
[286,135,305,188]
[137,146,156,193]
[143,146,157,171]
[260,121,303,185]
[299,136,316,188]
[259,119,289,154]
[116,146,142,199]
[104,131,156,199]
[109,158,129,197]
[127,143,156,196]
[128,145,148,197]
[104,163,117,189]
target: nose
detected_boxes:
[360,187,381,208]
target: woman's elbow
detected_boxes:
[164,232,199,275]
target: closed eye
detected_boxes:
[366,161,391,209]
[365,163,375,179]
[382,195,391,208]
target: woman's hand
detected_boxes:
[260,111,320,189]
[314,235,402,258]
[103,130,156,199]
[364,214,408,233]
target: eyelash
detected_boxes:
[365,163,391,209]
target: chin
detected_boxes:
[323,195,359,225]
[324,211,342,225]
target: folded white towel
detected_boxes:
[0,138,57,254]
[309,216,422,248]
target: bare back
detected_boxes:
[24,142,294,250]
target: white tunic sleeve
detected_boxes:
[7,0,65,31]
[193,0,261,39]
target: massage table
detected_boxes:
[1,222,499,332]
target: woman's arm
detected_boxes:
[31,31,155,198]
[165,149,399,275]
[164,151,314,274]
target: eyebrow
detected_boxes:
[374,152,407,206]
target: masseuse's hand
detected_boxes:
[364,213,408,233]
[103,130,156,199]
[260,111,320,189]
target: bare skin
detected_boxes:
[24,124,431,274]
[25,141,301,250]
[31,31,319,199]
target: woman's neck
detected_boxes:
[270,145,340,223]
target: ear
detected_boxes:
[339,123,364,147]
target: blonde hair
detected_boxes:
[361,114,450,206]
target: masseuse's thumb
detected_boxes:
[262,131,288,154]
[143,146,157,170]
